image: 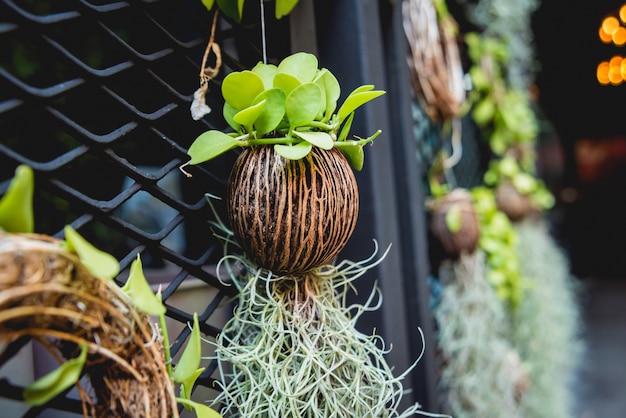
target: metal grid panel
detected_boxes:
[1,0,444,416]
[0,0,279,415]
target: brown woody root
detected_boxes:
[0,232,178,418]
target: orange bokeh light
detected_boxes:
[602,16,620,35]
[609,55,622,68]
[600,26,613,43]
[609,67,623,85]
[597,7,626,85]
[597,61,610,85]
[613,26,626,45]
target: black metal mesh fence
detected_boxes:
[0,0,462,415]
[0,0,285,415]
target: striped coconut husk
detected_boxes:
[227,146,359,275]
[0,233,177,418]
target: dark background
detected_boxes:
[532,1,626,278]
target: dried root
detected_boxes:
[210,246,432,418]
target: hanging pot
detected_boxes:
[495,182,533,222]
[428,188,480,258]
[227,146,359,275]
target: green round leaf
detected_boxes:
[223,102,239,132]
[275,0,300,19]
[471,97,495,126]
[285,83,322,127]
[216,0,244,22]
[445,204,463,233]
[233,100,267,129]
[187,131,240,165]
[292,131,334,150]
[339,143,365,171]
[274,141,313,160]
[251,62,278,89]
[277,52,318,83]
[274,72,301,97]
[252,88,286,136]
[200,0,214,11]
[315,69,340,121]
[512,172,536,194]
[222,70,264,110]
[498,157,519,178]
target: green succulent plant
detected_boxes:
[463,32,538,158]
[484,156,555,211]
[470,186,526,309]
[184,52,385,172]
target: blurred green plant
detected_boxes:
[470,186,526,308]
[484,156,555,211]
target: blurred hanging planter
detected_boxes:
[182,49,445,416]
[463,32,538,166]
[484,156,555,222]
[426,151,480,259]
[0,166,221,418]
[462,31,554,223]
[428,187,480,258]
[403,0,477,259]
[402,0,466,123]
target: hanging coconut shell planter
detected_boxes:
[182,52,384,275]
[183,52,442,417]
[495,181,534,222]
[228,146,358,274]
[484,156,555,223]
[428,188,480,258]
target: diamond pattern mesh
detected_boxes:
[0,0,282,415]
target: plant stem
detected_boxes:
[244,137,299,146]
[159,311,173,377]
[302,121,336,131]
[333,130,382,147]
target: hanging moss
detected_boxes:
[435,253,523,417]
[510,219,584,418]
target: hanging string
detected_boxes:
[443,117,463,187]
[260,0,268,64]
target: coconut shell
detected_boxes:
[495,182,533,222]
[429,188,480,258]
[227,146,359,275]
